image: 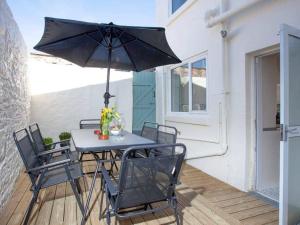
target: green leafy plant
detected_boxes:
[59,132,71,147]
[43,137,53,150]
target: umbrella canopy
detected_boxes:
[34,17,181,106]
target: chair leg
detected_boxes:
[22,190,39,225]
[172,198,181,225]
[65,166,85,216]
[75,178,82,194]
[105,186,111,225]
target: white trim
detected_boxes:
[166,52,208,120]
[167,0,197,26]
[246,45,280,192]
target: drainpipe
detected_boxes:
[206,0,266,28]
[187,0,229,160]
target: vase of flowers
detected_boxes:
[99,106,120,140]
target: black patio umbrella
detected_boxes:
[34,17,181,107]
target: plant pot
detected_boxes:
[98,134,109,140]
[60,140,70,147]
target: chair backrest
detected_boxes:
[140,121,158,141]
[13,128,42,185]
[79,119,100,129]
[115,143,186,209]
[155,125,178,155]
[157,124,178,144]
[29,123,45,153]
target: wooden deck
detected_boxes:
[0,161,279,225]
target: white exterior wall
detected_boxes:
[29,56,133,141]
[155,0,300,191]
[0,0,29,209]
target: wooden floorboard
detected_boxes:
[0,162,279,225]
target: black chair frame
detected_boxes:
[79,119,101,162]
[13,128,86,225]
[101,143,186,225]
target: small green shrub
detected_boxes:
[59,132,71,141]
[59,132,71,147]
[43,137,53,150]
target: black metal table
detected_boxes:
[71,129,154,225]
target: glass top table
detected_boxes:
[71,129,154,153]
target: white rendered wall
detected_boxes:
[29,56,133,141]
[155,0,300,191]
[0,0,29,210]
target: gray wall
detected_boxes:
[0,0,29,209]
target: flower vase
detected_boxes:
[99,122,109,140]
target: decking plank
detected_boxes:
[1,162,279,225]
[49,182,66,225]
[34,185,56,225]
[241,211,279,225]
[0,174,30,225]
[231,205,278,220]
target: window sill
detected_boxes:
[165,113,211,126]
[167,0,198,27]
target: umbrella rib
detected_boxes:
[118,29,180,62]
[119,37,138,71]
[135,37,179,61]
[85,33,108,49]
[34,30,99,49]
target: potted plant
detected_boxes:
[43,137,53,150]
[100,106,120,140]
[59,132,71,147]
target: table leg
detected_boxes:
[81,160,100,225]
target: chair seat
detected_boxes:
[40,162,83,188]
[49,151,79,163]
[107,175,167,209]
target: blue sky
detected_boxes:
[7,0,155,52]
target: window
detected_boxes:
[171,58,207,112]
[172,0,187,14]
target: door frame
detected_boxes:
[255,50,280,197]
[246,45,279,192]
[279,24,300,225]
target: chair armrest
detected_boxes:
[101,166,118,196]
[45,139,70,148]
[27,159,71,173]
[38,146,70,156]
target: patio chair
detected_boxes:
[79,119,100,161]
[100,143,186,225]
[141,121,159,141]
[155,124,178,155]
[113,121,159,161]
[29,123,78,163]
[79,119,100,129]
[13,128,85,225]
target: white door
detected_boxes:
[280,24,300,225]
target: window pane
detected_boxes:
[172,0,187,13]
[192,59,206,111]
[171,64,189,112]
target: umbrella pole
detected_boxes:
[104,44,112,108]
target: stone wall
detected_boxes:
[0,0,29,210]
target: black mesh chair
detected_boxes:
[79,119,100,162]
[113,121,159,160]
[101,143,186,225]
[79,119,100,129]
[13,128,85,225]
[29,123,78,162]
[155,124,178,155]
[141,121,158,141]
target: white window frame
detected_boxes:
[167,53,208,117]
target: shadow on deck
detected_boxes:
[0,162,278,225]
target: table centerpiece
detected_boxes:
[99,106,120,140]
